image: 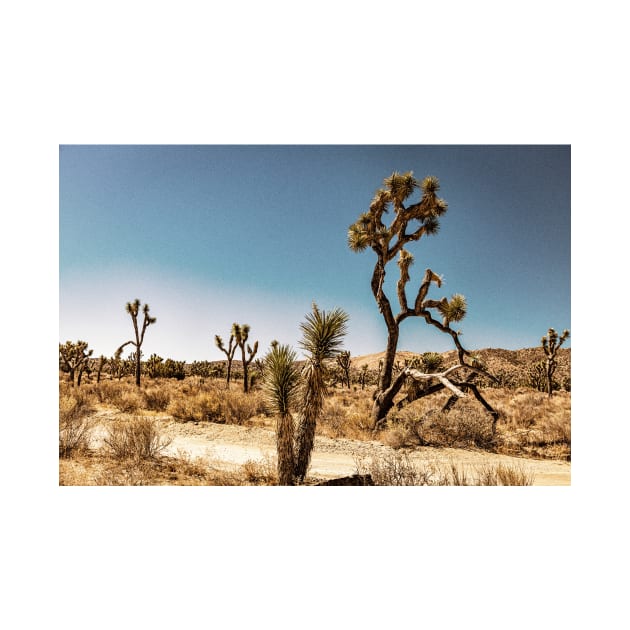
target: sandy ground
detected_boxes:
[90,410,570,485]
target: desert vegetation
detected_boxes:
[60,171,570,486]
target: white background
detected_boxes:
[2,1,627,628]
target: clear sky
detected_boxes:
[59,145,570,362]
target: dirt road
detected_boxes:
[94,413,569,486]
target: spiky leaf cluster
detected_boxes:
[420,352,444,373]
[264,344,299,416]
[542,328,570,356]
[298,303,349,365]
[347,171,448,256]
[437,294,467,325]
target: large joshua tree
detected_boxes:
[348,172,495,427]
[117,299,156,387]
[263,342,300,485]
[231,323,259,393]
[541,327,570,398]
[293,303,349,483]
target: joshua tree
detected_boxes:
[117,299,156,387]
[359,364,369,390]
[96,355,108,383]
[263,343,300,485]
[231,323,259,393]
[336,351,352,388]
[215,330,237,387]
[59,340,93,387]
[146,354,164,378]
[348,171,493,427]
[294,303,349,482]
[541,328,570,398]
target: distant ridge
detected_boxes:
[351,347,571,384]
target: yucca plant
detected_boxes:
[117,299,156,387]
[263,343,300,485]
[420,352,444,373]
[541,328,570,398]
[293,303,349,482]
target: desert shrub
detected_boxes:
[316,393,373,440]
[104,416,172,460]
[475,463,534,486]
[142,387,171,411]
[112,391,142,414]
[241,456,278,485]
[223,390,265,425]
[356,452,534,486]
[489,389,571,459]
[59,391,94,457]
[167,392,223,423]
[355,451,433,486]
[386,405,496,450]
[93,381,124,405]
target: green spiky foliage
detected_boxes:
[294,303,349,482]
[421,352,444,373]
[541,328,570,398]
[189,361,219,378]
[59,340,93,387]
[336,350,352,388]
[348,171,489,427]
[117,299,156,387]
[263,343,300,485]
[215,331,237,387]
[231,323,259,393]
[162,358,186,380]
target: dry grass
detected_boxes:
[486,389,571,460]
[59,390,94,457]
[322,384,570,461]
[355,451,534,486]
[166,380,267,425]
[59,449,280,486]
[59,373,568,486]
[103,416,173,460]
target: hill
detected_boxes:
[351,347,571,389]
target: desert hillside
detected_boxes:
[351,347,571,388]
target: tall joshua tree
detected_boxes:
[117,299,156,387]
[541,328,570,398]
[294,303,349,483]
[348,172,490,427]
[263,342,299,485]
[215,330,237,387]
[232,323,259,393]
[59,340,93,387]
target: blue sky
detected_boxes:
[59,145,570,361]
